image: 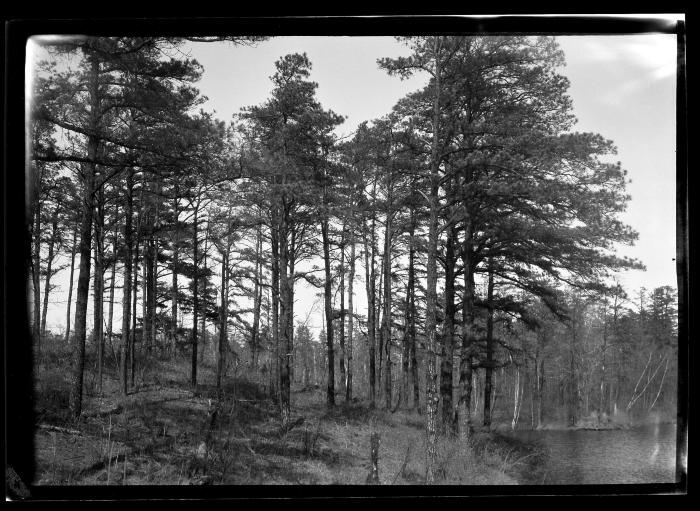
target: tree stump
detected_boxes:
[366,431,380,484]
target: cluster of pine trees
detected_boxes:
[29,36,677,481]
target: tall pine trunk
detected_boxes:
[251,223,263,370]
[106,203,119,353]
[440,220,457,433]
[121,171,133,396]
[339,226,347,399]
[457,192,475,439]
[424,36,443,484]
[32,190,41,340]
[346,239,355,401]
[271,217,280,399]
[382,215,392,410]
[69,54,100,418]
[287,227,295,384]
[216,249,229,394]
[322,217,335,407]
[94,185,105,393]
[65,219,79,343]
[407,211,419,412]
[279,208,292,422]
[171,192,179,351]
[191,206,199,387]
[41,206,60,337]
[363,192,377,408]
[130,181,142,389]
[483,260,495,427]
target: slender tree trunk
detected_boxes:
[251,223,263,369]
[279,208,292,422]
[376,242,384,400]
[65,219,79,344]
[106,204,119,352]
[339,226,347,400]
[440,219,457,434]
[399,279,410,410]
[568,299,579,427]
[363,213,376,408]
[121,172,133,396]
[288,227,295,384]
[32,192,41,340]
[322,217,335,407]
[94,185,105,393]
[142,252,147,354]
[130,186,141,388]
[144,214,155,356]
[41,206,60,336]
[382,215,393,410]
[69,54,99,418]
[424,36,443,484]
[407,212,419,412]
[216,249,229,394]
[191,206,199,387]
[600,300,608,419]
[199,223,209,364]
[457,235,476,438]
[346,239,355,402]
[151,177,161,354]
[483,260,495,427]
[171,191,179,351]
[271,217,280,399]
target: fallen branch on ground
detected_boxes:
[37,424,83,436]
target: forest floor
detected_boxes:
[31,342,538,487]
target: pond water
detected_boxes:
[510,423,678,485]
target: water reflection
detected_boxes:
[512,423,677,484]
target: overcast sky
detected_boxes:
[34,33,679,335]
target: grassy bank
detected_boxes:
[32,340,524,486]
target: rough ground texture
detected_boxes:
[33,344,523,486]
